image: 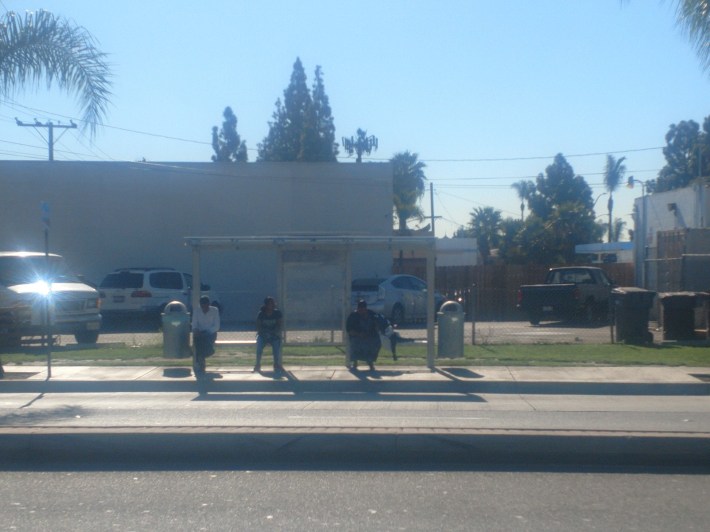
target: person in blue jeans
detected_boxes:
[255,296,284,375]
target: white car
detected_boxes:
[351,274,444,325]
[98,267,220,320]
[0,251,101,346]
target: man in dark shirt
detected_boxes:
[346,299,382,371]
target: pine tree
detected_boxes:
[211,106,247,162]
[310,66,338,161]
[258,58,338,162]
[258,99,289,161]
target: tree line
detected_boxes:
[2,7,708,254]
[458,112,710,266]
[211,57,429,235]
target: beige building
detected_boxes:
[0,161,395,323]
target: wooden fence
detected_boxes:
[394,260,636,321]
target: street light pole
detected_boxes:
[593,192,608,207]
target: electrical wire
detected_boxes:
[2,98,670,168]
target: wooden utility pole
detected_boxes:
[429,182,442,236]
[15,119,77,161]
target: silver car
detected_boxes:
[351,274,444,325]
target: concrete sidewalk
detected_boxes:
[2,365,709,393]
[1,364,708,383]
[3,365,710,469]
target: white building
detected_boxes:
[632,182,710,290]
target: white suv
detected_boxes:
[98,268,220,320]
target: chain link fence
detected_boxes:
[49,261,695,348]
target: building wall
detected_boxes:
[632,183,710,288]
[0,161,394,321]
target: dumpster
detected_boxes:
[612,287,656,345]
[437,300,465,357]
[659,292,698,341]
[161,300,192,357]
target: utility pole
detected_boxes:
[429,182,442,236]
[15,118,77,161]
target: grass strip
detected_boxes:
[1,342,709,367]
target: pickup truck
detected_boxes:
[0,251,102,346]
[517,266,614,325]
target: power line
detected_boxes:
[359,146,664,164]
[429,168,660,183]
[4,98,213,146]
[0,98,669,165]
[15,118,77,161]
[415,146,664,163]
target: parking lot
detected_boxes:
[59,319,658,347]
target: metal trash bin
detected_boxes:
[659,292,698,341]
[437,300,465,358]
[161,300,192,358]
[612,287,656,345]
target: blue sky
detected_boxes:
[1,1,708,238]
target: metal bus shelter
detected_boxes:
[184,235,438,367]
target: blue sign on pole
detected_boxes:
[41,201,50,229]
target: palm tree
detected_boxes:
[0,10,112,136]
[674,0,710,75]
[612,217,628,242]
[603,154,626,242]
[391,151,427,234]
[623,1,710,76]
[468,206,502,261]
[511,179,535,220]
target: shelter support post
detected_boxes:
[426,245,436,368]
[343,246,352,367]
[191,246,201,317]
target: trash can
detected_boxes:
[612,287,656,345]
[437,300,465,357]
[162,300,192,358]
[659,292,698,341]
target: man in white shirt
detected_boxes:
[192,295,220,378]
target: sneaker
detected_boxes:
[253,365,261,373]
[368,362,375,371]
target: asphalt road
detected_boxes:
[2,365,710,530]
[2,380,709,470]
[3,468,710,531]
